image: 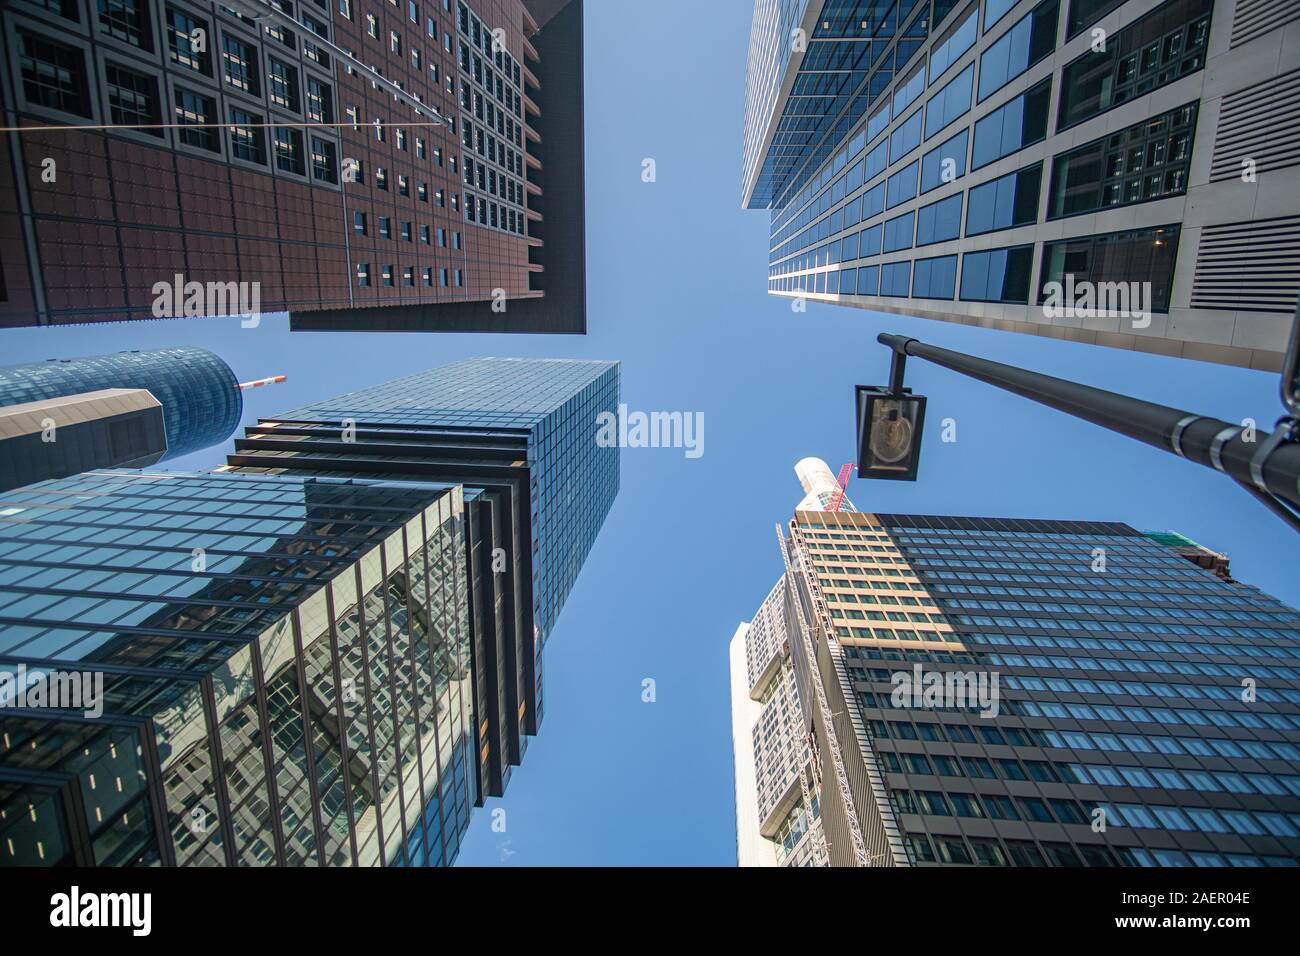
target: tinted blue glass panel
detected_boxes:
[916,193,963,245]
[860,223,883,256]
[912,255,958,298]
[881,260,912,296]
[887,161,920,208]
[925,63,973,139]
[971,78,1051,169]
[858,264,880,295]
[930,6,978,82]
[884,211,915,252]
[920,128,968,193]
[890,109,924,162]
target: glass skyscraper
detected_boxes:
[742,0,1300,369]
[0,356,619,866]
[734,460,1300,866]
[0,347,242,459]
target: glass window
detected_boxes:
[174,86,217,151]
[886,161,919,208]
[890,109,924,163]
[221,34,259,95]
[273,127,305,175]
[966,162,1042,235]
[984,0,1020,32]
[916,193,962,246]
[881,261,912,296]
[1058,0,1212,131]
[17,29,91,117]
[960,246,1033,303]
[912,255,957,298]
[859,223,883,257]
[929,6,978,83]
[1047,103,1197,219]
[925,63,973,139]
[1037,225,1181,313]
[167,7,210,74]
[977,0,1059,102]
[105,63,160,135]
[884,211,915,252]
[920,129,968,193]
[229,106,266,163]
[857,264,880,296]
[971,78,1051,170]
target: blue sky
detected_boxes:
[3,0,1297,866]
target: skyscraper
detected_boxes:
[733,457,1300,866]
[0,0,586,334]
[742,0,1300,369]
[0,347,246,489]
[730,457,853,866]
[0,356,618,866]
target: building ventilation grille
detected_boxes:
[1190,216,1300,313]
[1231,0,1300,48]
[1210,68,1300,182]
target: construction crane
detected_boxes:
[238,375,287,391]
[827,462,853,512]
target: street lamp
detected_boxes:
[855,318,1300,531]
[855,342,926,481]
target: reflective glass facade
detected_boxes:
[746,0,1300,369]
[0,347,241,459]
[786,510,1300,866]
[0,471,473,866]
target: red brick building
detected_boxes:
[0,0,585,332]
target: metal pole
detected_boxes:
[877,333,1300,512]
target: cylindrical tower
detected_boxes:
[0,347,242,459]
[794,456,856,512]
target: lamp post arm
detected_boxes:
[876,333,1300,514]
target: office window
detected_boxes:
[339,0,351,17]
[222,34,259,95]
[925,63,973,139]
[382,265,394,286]
[886,161,919,209]
[864,139,889,184]
[859,223,883,257]
[857,265,880,296]
[356,262,369,286]
[862,182,886,221]
[961,246,1034,302]
[399,175,410,197]
[984,0,1020,32]
[1067,0,1126,38]
[303,15,329,66]
[912,255,957,298]
[167,7,210,74]
[310,136,337,182]
[354,212,367,235]
[920,129,967,193]
[422,267,433,286]
[966,162,1042,235]
[99,0,152,50]
[174,87,218,151]
[273,127,304,174]
[105,63,160,135]
[376,167,388,190]
[1037,225,1181,313]
[403,266,415,286]
[268,59,299,111]
[400,221,412,242]
[893,64,926,118]
[881,261,912,297]
[305,77,333,123]
[916,193,963,246]
[890,109,924,163]
[929,5,978,83]
[971,77,1051,170]
[1058,0,1212,131]
[978,0,1059,102]
[884,211,915,252]
[229,107,266,163]
[17,30,91,117]
[420,225,431,244]
[1047,103,1197,219]
[379,216,391,239]
[366,14,377,37]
